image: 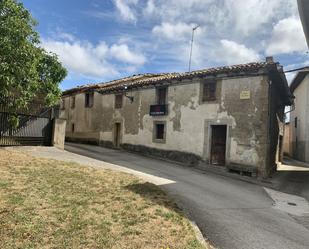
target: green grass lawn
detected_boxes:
[0,149,210,249]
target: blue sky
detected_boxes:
[22,0,309,90]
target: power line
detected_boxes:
[284,66,309,73]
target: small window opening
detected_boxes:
[85,92,94,108]
[115,94,123,109]
[71,96,75,109]
[156,123,165,140]
[202,80,217,101]
[157,87,167,105]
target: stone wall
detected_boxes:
[52,118,66,149]
[61,74,276,176]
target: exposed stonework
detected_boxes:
[121,143,202,166]
[60,62,292,178]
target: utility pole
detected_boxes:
[188,25,199,72]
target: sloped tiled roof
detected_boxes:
[290,67,309,93]
[63,61,277,95]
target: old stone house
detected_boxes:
[61,59,292,178]
[290,68,309,162]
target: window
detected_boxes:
[202,79,217,102]
[71,96,75,109]
[60,98,65,110]
[156,87,167,105]
[156,124,165,139]
[295,117,298,128]
[71,123,75,133]
[153,121,166,143]
[115,94,123,109]
[85,92,94,108]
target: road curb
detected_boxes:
[189,220,213,249]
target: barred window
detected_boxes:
[202,79,217,101]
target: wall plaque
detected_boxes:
[240,90,250,100]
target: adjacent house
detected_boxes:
[298,0,309,47]
[61,58,292,178]
[290,68,309,162]
[283,122,292,157]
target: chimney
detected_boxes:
[266,56,274,63]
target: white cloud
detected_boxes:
[113,0,138,23]
[141,0,297,37]
[132,0,299,71]
[152,22,196,41]
[266,16,307,55]
[41,35,146,79]
[42,39,117,78]
[82,0,305,75]
[223,0,297,36]
[57,32,76,42]
[110,44,146,65]
[144,0,155,16]
[217,40,261,65]
[82,10,115,20]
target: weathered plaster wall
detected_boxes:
[291,75,309,162]
[220,76,268,169]
[52,118,66,149]
[62,75,270,174]
[283,123,292,156]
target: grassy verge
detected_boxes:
[0,149,210,249]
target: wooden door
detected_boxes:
[211,125,227,165]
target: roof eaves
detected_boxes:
[62,62,274,96]
[290,69,309,93]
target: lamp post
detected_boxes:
[188,25,200,72]
[124,85,134,103]
[95,85,134,103]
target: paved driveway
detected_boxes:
[29,143,309,249]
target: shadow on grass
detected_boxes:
[125,182,185,215]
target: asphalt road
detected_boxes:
[61,143,309,249]
[273,157,309,202]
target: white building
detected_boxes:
[290,68,309,162]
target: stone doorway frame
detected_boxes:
[203,118,233,165]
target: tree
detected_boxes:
[0,0,67,112]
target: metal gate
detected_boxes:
[0,100,53,146]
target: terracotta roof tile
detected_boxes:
[63,61,276,95]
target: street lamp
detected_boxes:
[95,85,134,103]
[124,85,134,103]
